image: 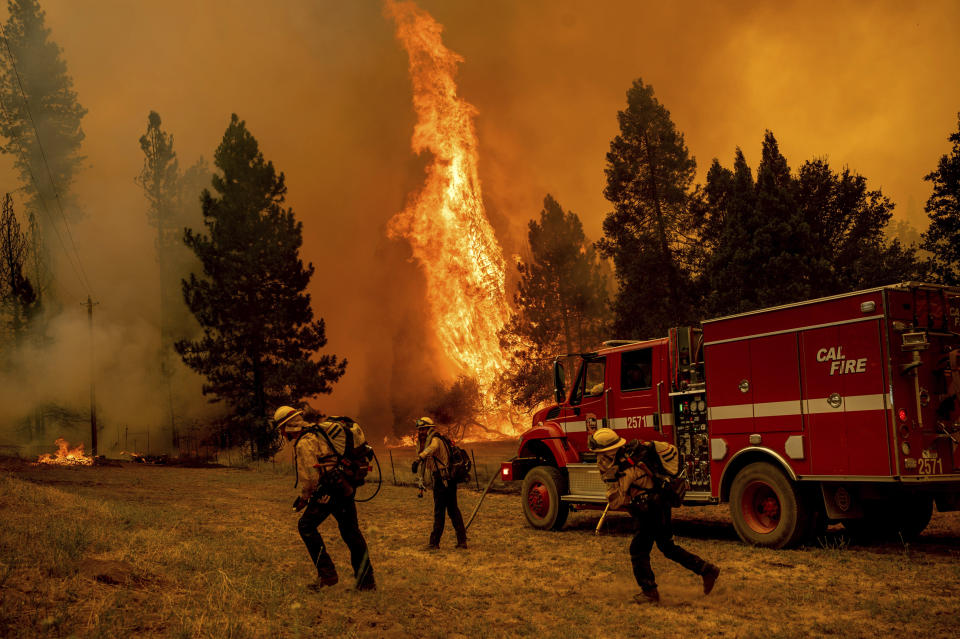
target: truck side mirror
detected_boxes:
[553,360,566,404]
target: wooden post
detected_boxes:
[470,449,480,491]
[389,449,397,485]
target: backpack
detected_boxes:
[311,417,375,488]
[433,433,472,484]
[645,441,689,508]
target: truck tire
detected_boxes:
[521,466,569,531]
[843,494,933,541]
[730,462,808,549]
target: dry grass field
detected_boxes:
[2,449,959,639]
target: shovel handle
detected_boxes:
[595,502,611,535]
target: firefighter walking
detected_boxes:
[589,428,719,603]
[412,417,468,549]
[275,406,376,591]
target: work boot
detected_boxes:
[633,589,660,604]
[702,563,721,595]
[312,554,338,589]
[307,573,339,591]
[355,572,376,591]
[422,543,440,551]
[455,541,468,549]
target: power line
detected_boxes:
[0,23,93,297]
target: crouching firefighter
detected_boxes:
[412,417,467,550]
[589,427,719,604]
[275,406,376,591]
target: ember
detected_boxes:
[36,438,93,466]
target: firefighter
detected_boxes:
[411,416,467,549]
[589,427,719,603]
[275,406,376,591]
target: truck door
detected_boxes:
[564,357,608,450]
[611,346,665,441]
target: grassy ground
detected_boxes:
[2,454,959,639]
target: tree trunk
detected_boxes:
[642,131,681,323]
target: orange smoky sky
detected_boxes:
[8,0,959,432]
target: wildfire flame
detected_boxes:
[386,1,510,398]
[36,438,93,466]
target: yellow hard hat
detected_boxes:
[588,427,626,453]
[274,406,303,430]
[415,416,434,428]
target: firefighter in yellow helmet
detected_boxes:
[412,416,467,549]
[275,406,375,591]
[589,427,719,603]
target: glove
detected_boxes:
[292,496,308,512]
[411,459,420,474]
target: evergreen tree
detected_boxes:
[701,132,925,317]
[598,79,698,338]
[0,0,86,284]
[921,114,960,284]
[137,111,179,359]
[498,195,610,411]
[701,149,758,315]
[749,131,817,308]
[795,158,923,291]
[176,114,345,458]
[136,111,208,449]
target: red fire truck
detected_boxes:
[499,282,960,548]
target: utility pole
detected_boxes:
[85,296,99,456]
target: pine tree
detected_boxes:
[0,0,86,276]
[795,158,923,292]
[598,79,698,338]
[498,195,610,410]
[176,114,345,458]
[702,149,757,315]
[921,114,960,284]
[136,111,208,450]
[701,132,924,317]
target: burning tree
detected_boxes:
[386,0,510,402]
[176,114,345,459]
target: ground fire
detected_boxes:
[35,438,93,466]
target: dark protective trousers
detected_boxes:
[430,471,467,547]
[298,491,374,588]
[629,500,707,593]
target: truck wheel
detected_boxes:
[521,466,569,531]
[730,462,808,549]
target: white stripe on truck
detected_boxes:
[707,394,887,422]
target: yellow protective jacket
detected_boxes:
[597,449,654,510]
[417,428,450,479]
[294,421,354,500]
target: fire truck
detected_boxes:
[499,282,960,548]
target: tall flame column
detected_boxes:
[386,1,509,392]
